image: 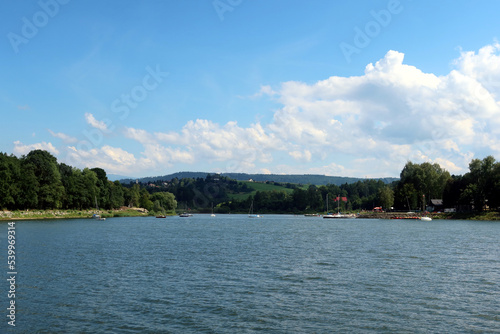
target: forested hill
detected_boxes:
[120,172,398,186]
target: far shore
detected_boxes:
[357,211,500,220]
[0,207,176,221]
[2,209,500,221]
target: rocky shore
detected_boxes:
[358,212,431,219]
[0,207,153,221]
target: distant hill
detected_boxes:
[107,174,133,182]
[119,172,398,186]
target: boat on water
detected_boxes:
[323,194,354,219]
[391,215,432,221]
[210,202,216,217]
[304,213,320,217]
[323,213,353,219]
[156,215,166,218]
[248,200,261,218]
[92,213,106,221]
[93,196,106,221]
[179,213,193,217]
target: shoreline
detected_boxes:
[357,211,500,220]
[0,208,176,222]
[2,210,499,221]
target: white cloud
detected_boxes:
[258,44,500,176]
[84,112,108,131]
[13,141,59,156]
[48,129,78,143]
[65,145,137,175]
[30,43,500,178]
[252,85,277,98]
[289,150,312,162]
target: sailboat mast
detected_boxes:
[326,193,328,213]
[337,194,340,214]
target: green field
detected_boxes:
[228,181,305,201]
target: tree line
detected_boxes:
[0,150,176,213]
[217,179,391,214]
[213,158,500,214]
[394,157,500,212]
[2,149,499,214]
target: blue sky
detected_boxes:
[1,0,500,178]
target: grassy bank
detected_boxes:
[358,211,500,220]
[436,211,500,220]
[0,207,175,221]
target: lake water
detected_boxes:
[2,215,500,333]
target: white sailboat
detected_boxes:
[93,196,106,221]
[323,194,350,219]
[211,202,216,217]
[248,200,261,218]
[420,194,432,221]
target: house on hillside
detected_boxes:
[427,199,443,212]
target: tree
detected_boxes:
[81,168,99,209]
[109,180,125,209]
[378,186,394,210]
[396,161,450,210]
[128,184,141,207]
[462,156,499,211]
[59,163,77,209]
[0,153,19,209]
[91,167,110,209]
[23,150,64,209]
[306,185,323,211]
[17,161,39,209]
[292,188,307,211]
[150,192,177,212]
[139,188,153,211]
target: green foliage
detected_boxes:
[0,150,132,211]
[460,156,500,211]
[139,188,154,211]
[0,153,20,208]
[378,186,394,210]
[2,149,500,214]
[23,150,65,209]
[395,161,451,211]
[109,180,125,209]
[150,192,177,212]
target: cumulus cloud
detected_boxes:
[84,112,109,131]
[14,141,59,156]
[261,45,500,176]
[37,43,500,177]
[48,129,78,143]
[153,119,282,165]
[65,145,138,174]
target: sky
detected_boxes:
[1,0,500,178]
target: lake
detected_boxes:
[2,215,500,333]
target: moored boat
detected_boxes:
[248,200,261,218]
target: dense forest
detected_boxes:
[1,150,500,214]
[0,150,176,214]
